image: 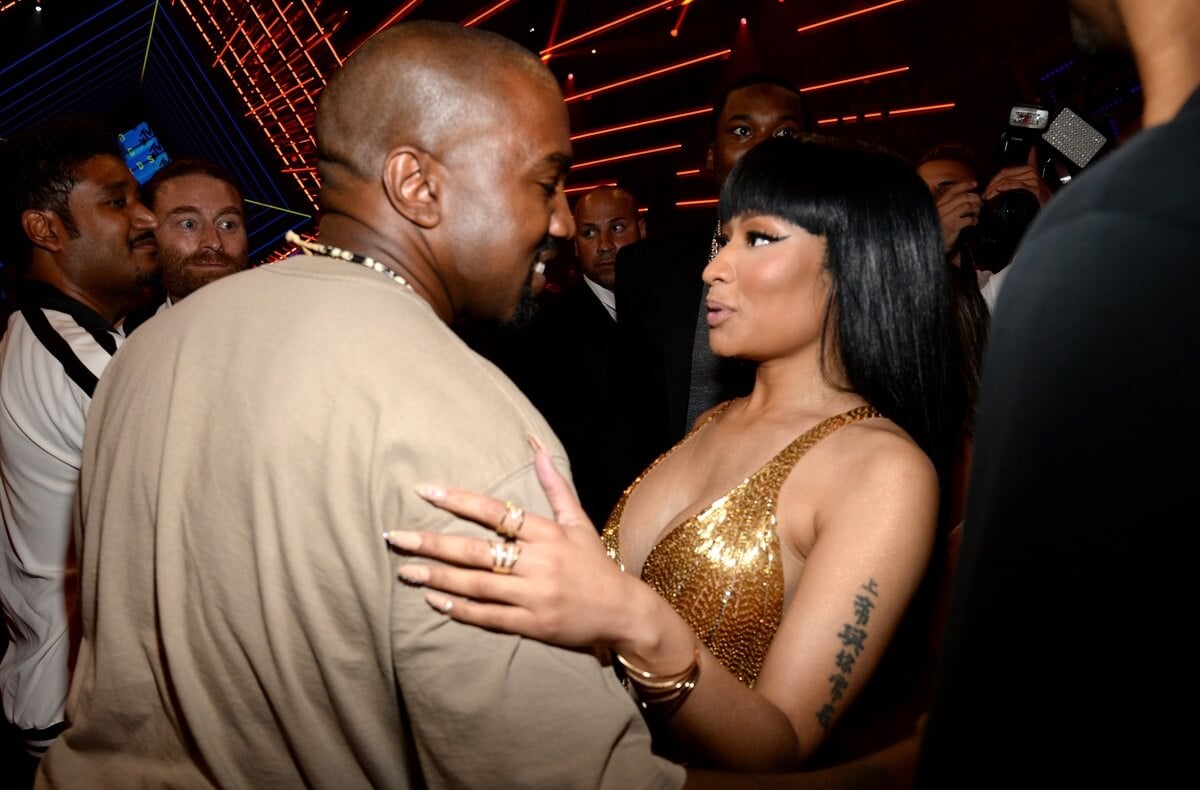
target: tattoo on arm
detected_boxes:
[816,578,880,731]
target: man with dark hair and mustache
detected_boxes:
[0,116,158,768]
[127,159,249,329]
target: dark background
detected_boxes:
[0,0,1141,268]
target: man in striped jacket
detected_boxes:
[0,117,159,768]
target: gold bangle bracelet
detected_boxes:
[614,647,701,714]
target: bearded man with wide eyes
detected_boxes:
[123,159,249,333]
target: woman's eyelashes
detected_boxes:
[746,229,788,247]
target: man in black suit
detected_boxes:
[507,186,646,527]
[615,74,809,466]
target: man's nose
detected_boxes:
[133,201,158,231]
[550,189,574,239]
[201,223,223,250]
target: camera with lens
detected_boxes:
[966,104,1108,272]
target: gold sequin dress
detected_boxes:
[602,403,882,686]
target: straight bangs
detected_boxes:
[717,137,966,480]
[718,141,846,240]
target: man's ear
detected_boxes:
[704,143,715,176]
[637,217,647,238]
[381,147,440,229]
[21,209,63,254]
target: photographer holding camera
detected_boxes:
[917,140,1053,310]
[919,103,1108,310]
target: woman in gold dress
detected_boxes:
[388,138,968,771]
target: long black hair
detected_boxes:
[719,137,967,480]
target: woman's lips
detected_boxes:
[706,300,732,328]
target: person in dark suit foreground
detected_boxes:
[507,186,647,527]
[916,0,1200,786]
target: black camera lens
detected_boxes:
[966,188,1042,272]
[987,189,1041,230]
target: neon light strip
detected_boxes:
[573,143,682,169]
[796,0,907,34]
[465,0,516,27]
[570,107,711,141]
[676,198,718,207]
[816,101,955,125]
[542,0,674,55]
[178,0,345,209]
[349,0,421,57]
[800,65,908,93]
[566,50,730,104]
[245,198,313,218]
[676,168,701,176]
[140,0,162,82]
[888,101,956,116]
[671,0,692,38]
[564,181,619,195]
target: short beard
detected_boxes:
[502,235,557,329]
[502,280,538,330]
[160,247,248,301]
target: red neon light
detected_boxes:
[672,1,692,38]
[676,168,701,177]
[800,66,909,93]
[796,0,907,34]
[464,0,516,27]
[349,0,422,57]
[889,102,956,116]
[570,107,711,141]
[542,0,674,56]
[573,143,682,170]
[178,0,345,210]
[566,50,731,104]
[676,198,718,208]
[816,101,955,125]
[564,181,619,195]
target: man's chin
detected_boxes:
[501,283,538,329]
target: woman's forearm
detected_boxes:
[609,583,804,771]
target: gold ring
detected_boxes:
[496,501,525,540]
[490,540,521,574]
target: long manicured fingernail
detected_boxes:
[527,434,546,453]
[384,530,421,550]
[414,483,445,501]
[426,593,454,615]
[397,564,430,584]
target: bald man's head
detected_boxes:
[573,186,643,290]
[312,21,574,326]
[316,21,558,187]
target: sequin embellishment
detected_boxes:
[602,404,882,686]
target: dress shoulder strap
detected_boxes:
[753,404,884,492]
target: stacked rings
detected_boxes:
[490,540,520,574]
[497,501,525,540]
